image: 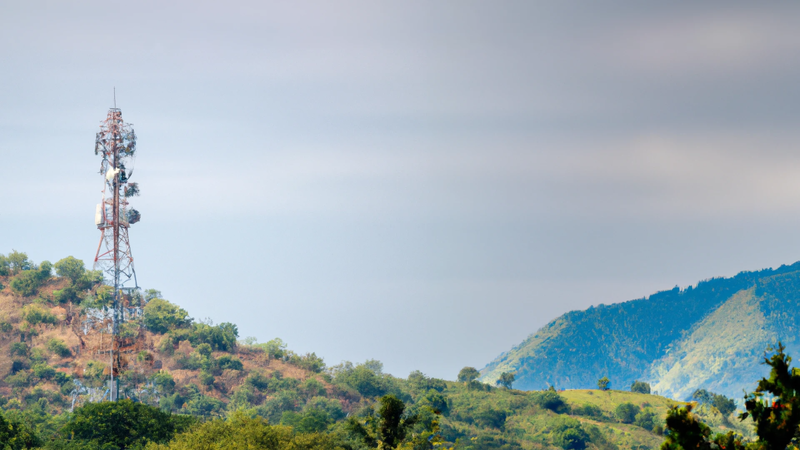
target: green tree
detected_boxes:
[54,256,86,284]
[347,394,418,450]
[615,402,640,424]
[631,380,651,394]
[61,399,187,449]
[143,298,191,333]
[457,367,481,384]
[597,376,610,391]
[7,250,32,274]
[740,343,800,450]
[497,371,515,389]
[0,408,40,449]
[551,417,589,450]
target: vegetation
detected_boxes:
[2,250,799,450]
[481,261,800,400]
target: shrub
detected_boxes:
[47,338,71,357]
[573,403,603,419]
[9,342,28,357]
[21,305,57,326]
[5,370,31,387]
[10,271,43,297]
[634,408,657,430]
[532,387,568,412]
[152,371,176,395]
[217,355,243,371]
[31,363,56,380]
[199,370,215,387]
[615,402,640,424]
[304,396,345,421]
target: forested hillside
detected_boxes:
[0,251,741,449]
[481,262,800,400]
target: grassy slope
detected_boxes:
[649,288,772,400]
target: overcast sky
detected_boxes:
[3,1,800,380]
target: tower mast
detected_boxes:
[93,104,141,400]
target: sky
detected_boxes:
[3,1,800,380]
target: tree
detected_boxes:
[458,367,481,384]
[0,408,40,449]
[143,298,191,333]
[54,256,86,284]
[615,402,640,424]
[497,371,516,389]
[7,250,32,274]
[631,380,651,394]
[740,343,800,450]
[551,417,589,450]
[61,399,188,449]
[346,394,420,450]
[597,376,610,391]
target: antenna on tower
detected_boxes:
[92,106,143,401]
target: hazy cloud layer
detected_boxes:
[2,1,800,378]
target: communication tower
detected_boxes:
[92,104,142,400]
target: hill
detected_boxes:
[0,250,746,449]
[480,262,800,400]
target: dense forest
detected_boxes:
[0,251,743,449]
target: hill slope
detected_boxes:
[481,262,800,400]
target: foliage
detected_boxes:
[531,387,568,413]
[332,360,394,398]
[21,304,58,326]
[496,372,515,389]
[54,256,85,284]
[691,389,736,416]
[60,399,189,449]
[740,343,800,450]
[47,338,71,357]
[631,380,651,394]
[346,394,420,450]
[457,367,481,384]
[0,407,40,449]
[615,402,640,424]
[147,412,341,450]
[598,377,611,391]
[143,298,191,334]
[550,416,589,450]
[10,263,52,297]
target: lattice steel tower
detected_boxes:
[93,105,141,400]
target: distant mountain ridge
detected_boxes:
[480,262,800,400]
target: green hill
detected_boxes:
[480,262,800,400]
[0,250,750,449]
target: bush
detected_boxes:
[5,371,31,387]
[47,338,71,357]
[634,408,657,430]
[551,417,589,450]
[532,387,568,412]
[152,371,177,395]
[476,407,507,429]
[21,305,57,326]
[9,342,28,357]
[615,402,640,424]
[31,363,55,380]
[216,355,243,371]
[573,403,603,419]
[10,271,43,297]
